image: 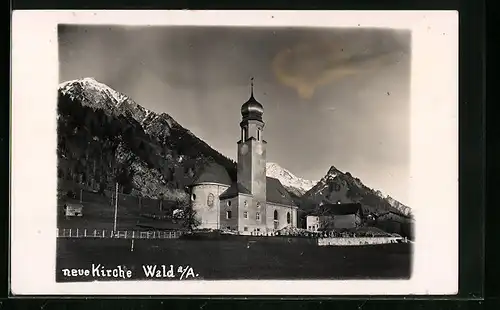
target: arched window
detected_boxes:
[287,212,291,224]
[226,210,232,219]
[274,210,278,221]
[243,127,248,140]
[257,129,260,141]
[227,200,232,207]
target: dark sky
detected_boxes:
[58,25,411,204]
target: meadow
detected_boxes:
[56,237,412,282]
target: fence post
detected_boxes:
[132,231,135,239]
[102,229,105,238]
[69,228,72,237]
[76,228,79,237]
[84,229,87,237]
[93,229,96,237]
[56,228,59,237]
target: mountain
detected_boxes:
[266,162,317,196]
[57,77,412,223]
[57,77,236,200]
[299,165,412,217]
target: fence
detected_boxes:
[57,228,182,239]
[317,237,406,246]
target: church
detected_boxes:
[188,80,298,235]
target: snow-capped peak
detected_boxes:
[58,77,157,125]
[266,162,317,196]
[59,77,127,105]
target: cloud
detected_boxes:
[271,35,408,99]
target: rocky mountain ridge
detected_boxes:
[57,77,236,200]
[265,162,317,196]
[301,166,412,217]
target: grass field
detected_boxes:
[56,238,412,282]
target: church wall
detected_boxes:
[190,183,229,230]
[237,195,267,235]
[219,196,239,231]
[251,139,267,203]
[266,203,297,231]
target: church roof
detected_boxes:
[241,94,264,121]
[192,163,232,186]
[218,177,297,207]
[266,177,296,206]
[219,182,251,199]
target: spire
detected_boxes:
[250,77,254,97]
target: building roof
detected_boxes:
[64,203,83,209]
[311,203,363,216]
[218,177,296,207]
[219,182,251,199]
[192,162,232,186]
[266,177,296,206]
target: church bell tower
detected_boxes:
[237,78,267,206]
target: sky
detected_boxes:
[58,25,412,205]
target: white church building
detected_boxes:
[188,81,298,235]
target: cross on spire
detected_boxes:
[250,77,254,97]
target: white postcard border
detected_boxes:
[10,10,458,295]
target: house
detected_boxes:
[306,202,363,231]
[187,80,298,235]
[63,203,83,217]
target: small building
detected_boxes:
[63,203,83,217]
[306,203,363,232]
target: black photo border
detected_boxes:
[6,0,488,309]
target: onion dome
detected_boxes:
[241,77,264,121]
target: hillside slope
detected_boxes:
[57,77,236,200]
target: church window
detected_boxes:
[226,210,232,219]
[243,127,248,140]
[227,200,232,207]
[287,212,291,224]
[257,129,260,141]
[243,211,248,219]
[191,193,196,201]
[244,201,248,207]
[273,210,278,221]
[256,202,261,208]
[256,212,261,221]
